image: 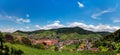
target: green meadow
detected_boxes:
[5,43,116,55]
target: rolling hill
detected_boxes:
[13,27,110,40]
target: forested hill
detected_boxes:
[102,29,120,42]
[96,32,110,36]
[93,29,120,53]
[12,27,111,40]
[14,27,110,35]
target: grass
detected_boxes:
[4,43,116,55]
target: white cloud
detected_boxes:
[113,19,120,23]
[35,20,65,30]
[44,20,64,29]
[0,26,32,32]
[19,26,33,31]
[77,1,84,8]
[20,28,24,31]
[54,20,60,23]
[91,8,114,19]
[69,22,87,28]
[91,3,119,19]
[35,25,40,28]
[35,20,120,32]
[0,20,120,32]
[16,18,30,24]
[0,28,16,33]
[35,25,42,29]
[25,26,30,29]
[68,22,120,32]
[0,13,31,24]
[19,28,28,31]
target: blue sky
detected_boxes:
[0,0,120,32]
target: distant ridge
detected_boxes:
[14,27,110,36]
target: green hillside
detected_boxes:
[0,27,118,55]
[94,29,120,53]
[13,27,108,40]
[102,29,120,42]
[5,43,116,55]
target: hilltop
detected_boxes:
[13,27,110,40]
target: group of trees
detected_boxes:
[93,29,120,52]
[5,32,48,50]
[4,33,32,46]
[0,32,24,55]
[14,27,101,40]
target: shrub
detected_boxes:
[5,34,14,43]
[99,46,108,52]
[34,43,46,49]
[21,37,31,46]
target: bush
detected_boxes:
[5,34,14,43]
[21,37,31,46]
[34,43,46,49]
[99,46,108,52]
[114,43,120,53]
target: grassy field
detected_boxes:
[4,43,116,55]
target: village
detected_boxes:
[27,34,100,52]
[5,33,100,52]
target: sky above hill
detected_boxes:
[0,0,120,32]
